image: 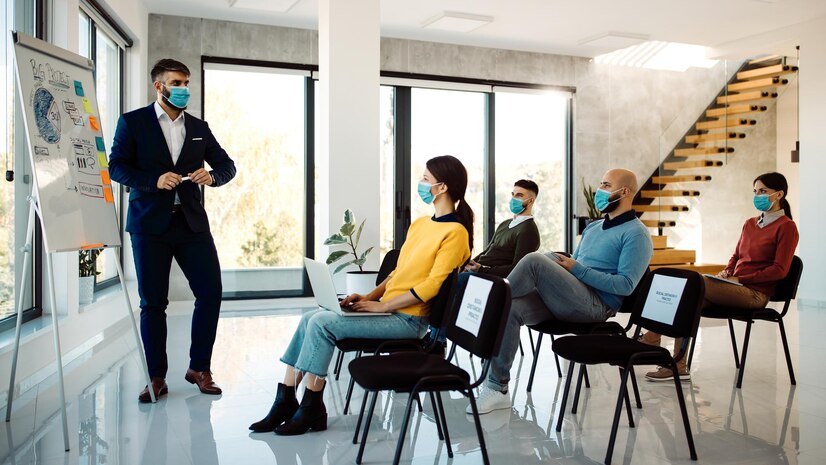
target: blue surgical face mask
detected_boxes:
[418,181,443,205]
[753,192,778,212]
[594,187,624,212]
[509,197,526,215]
[161,83,190,110]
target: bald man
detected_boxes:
[470,169,653,414]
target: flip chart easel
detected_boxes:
[4,31,155,451]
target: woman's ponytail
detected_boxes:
[455,198,475,252]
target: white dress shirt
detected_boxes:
[154,102,186,204]
[509,215,534,229]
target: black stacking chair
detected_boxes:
[687,255,803,389]
[348,272,511,465]
[552,268,705,465]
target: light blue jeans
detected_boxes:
[487,252,614,391]
[280,308,429,377]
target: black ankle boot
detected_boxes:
[249,383,298,432]
[274,387,327,436]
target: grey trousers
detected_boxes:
[487,252,613,391]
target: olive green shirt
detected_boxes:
[474,218,541,278]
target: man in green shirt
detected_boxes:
[465,179,541,277]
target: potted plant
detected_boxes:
[579,180,601,234]
[78,248,101,304]
[323,209,377,294]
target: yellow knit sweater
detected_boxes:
[384,215,470,317]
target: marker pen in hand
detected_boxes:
[181,176,191,181]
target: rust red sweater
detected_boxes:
[724,215,799,297]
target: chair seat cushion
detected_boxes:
[349,352,470,392]
[702,305,781,322]
[552,335,673,366]
[335,338,421,353]
[529,320,624,336]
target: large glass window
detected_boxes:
[203,63,310,297]
[378,86,395,257]
[494,90,569,251]
[77,5,124,290]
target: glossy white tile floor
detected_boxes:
[2,299,826,465]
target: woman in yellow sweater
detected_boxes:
[250,155,473,436]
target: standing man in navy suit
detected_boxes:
[109,59,236,402]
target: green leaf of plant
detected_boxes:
[344,209,354,224]
[334,259,357,274]
[323,234,347,245]
[359,246,375,262]
[325,250,350,264]
[340,222,356,237]
[353,219,366,250]
[354,258,366,266]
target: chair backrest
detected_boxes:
[444,272,512,360]
[616,269,650,314]
[376,249,401,285]
[630,268,705,340]
[428,268,459,330]
[770,255,803,303]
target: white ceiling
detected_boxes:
[140,0,826,58]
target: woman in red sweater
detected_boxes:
[645,172,799,381]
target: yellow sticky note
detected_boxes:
[89,115,100,131]
[82,98,93,113]
[98,152,108,168]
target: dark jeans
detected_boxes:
[131,212,222,378]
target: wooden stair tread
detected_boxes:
[747,55,781,65]
[649,263,726,274]
[737,64,798,80]
[717,91,777,105]
[641,189,700,198]
[696,118,757,130]
[642,219,676,228]
[728,76,788,92]
[651,175,711,184]
[674,147,733,157]
[651,235,667,250]
[650,249,696,265]
[686,132,745,144]
[663,160,723,170]
[633,204,690,212]
[706,104,767,118]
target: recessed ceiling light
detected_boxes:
[578,32,649,50]
[228,0,300,13]
[422,12,493,33]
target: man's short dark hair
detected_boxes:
[514,179,539,196]
[150,59,191,82]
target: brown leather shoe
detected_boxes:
[138,377,168,403]
[185,369,222,395]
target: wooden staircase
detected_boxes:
[634,58,797,271]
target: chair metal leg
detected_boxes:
[629,368,642,409]
[736,320,754,389]
[447,342,457,362]
[778,318,797,385]
[392,390,420,465]
[466,390,491,465]
[428,392,444,441]
[672,365,698,460]
[687,335,696,369]
[728,319,741,369]
[528,328,536,354]
[527,333,543,392]
[519,338,524,357]
[353,389,369,444]
[416,394,423,412]
[356,391,379,464]
[620,368,635,428]
[333,349,343,376]
[551,335,563,378]
[556,361,577,432]
[435,392,454,458]
[604,364,632,465]
[571,364,586,413]
[344,377,356,414]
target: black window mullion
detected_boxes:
[565,96,575,253]
[393,86,411,248]
[485,92,495,245]
[303,76,315,296]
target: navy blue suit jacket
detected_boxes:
[109,104,236,235]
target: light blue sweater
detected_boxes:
[570,213,653,310]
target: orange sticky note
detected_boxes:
[99,170,111,185]
[103,187,114,203]
[89,115,100,131]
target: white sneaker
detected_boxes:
[466,386,510,415]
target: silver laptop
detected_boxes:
[303,257,392,317]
